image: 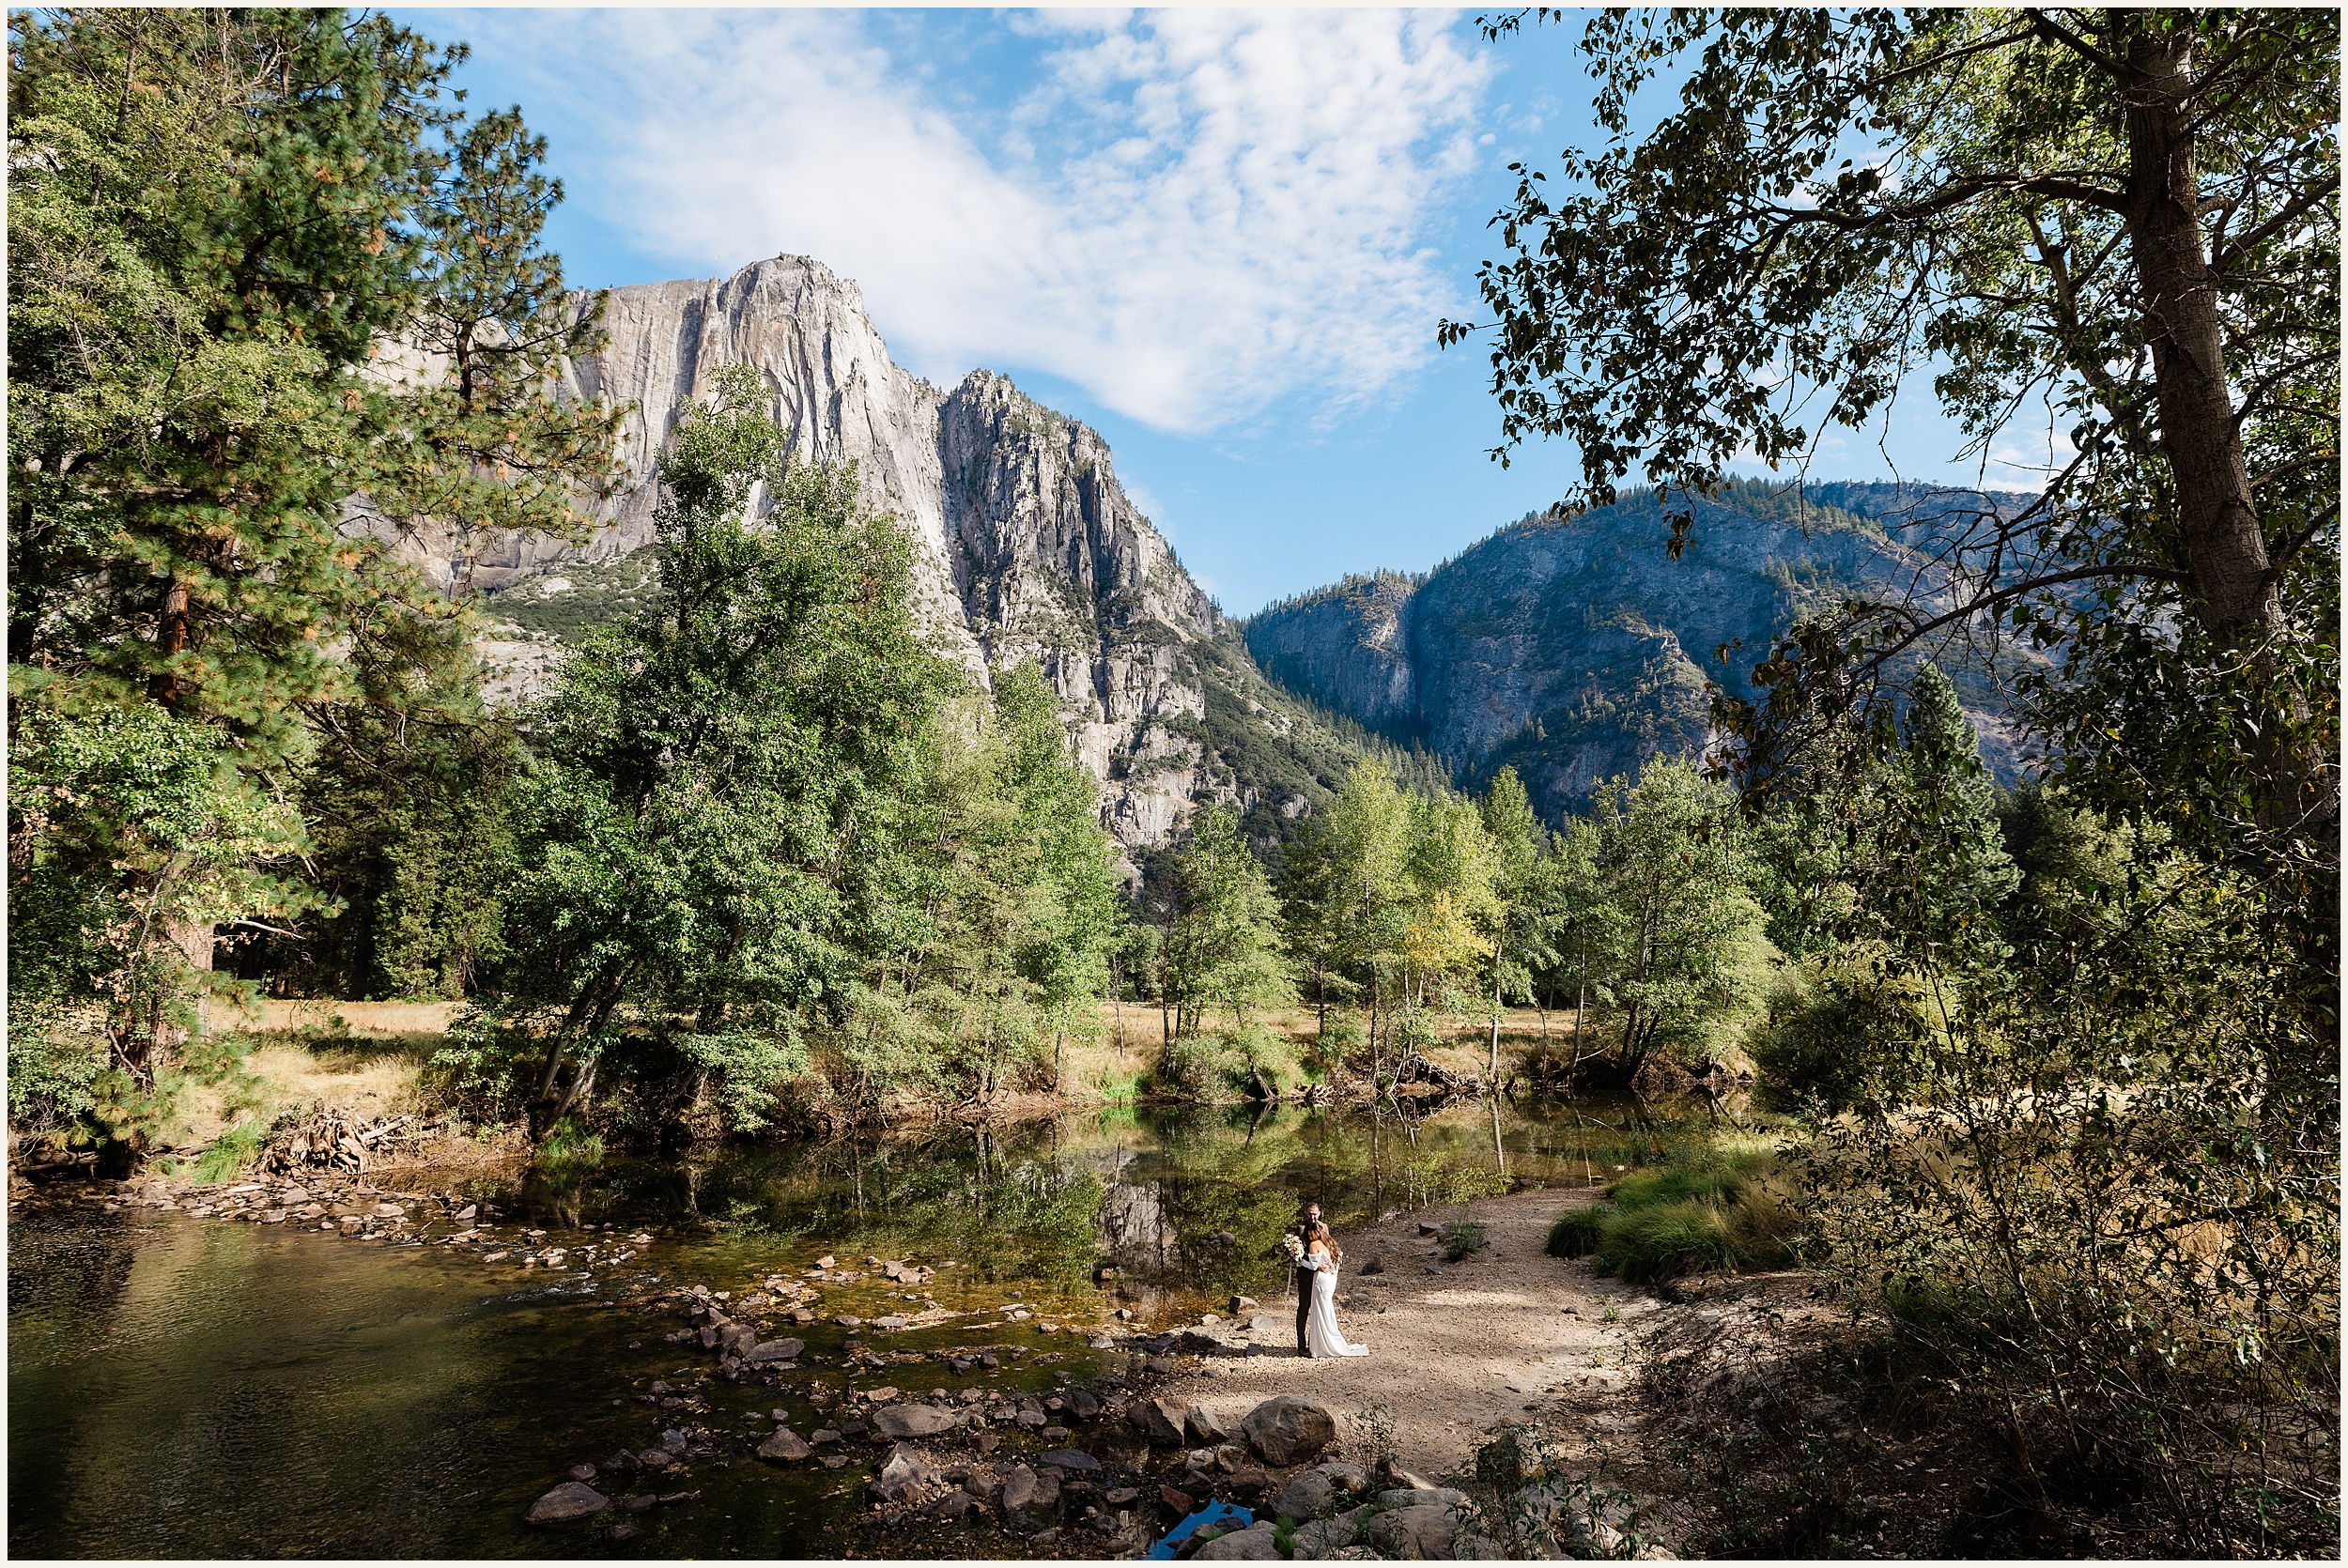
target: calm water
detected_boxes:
[8,1095,1727,1559]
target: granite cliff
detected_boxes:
[1245,482,2027,822]
[416,254,1374,864]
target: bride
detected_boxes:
[1302,1222,1370,1358]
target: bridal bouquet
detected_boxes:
[1280,1233,1306,1267]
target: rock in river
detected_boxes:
[757,1426,811,1462]
[869,1443,940,1504]
[1038,1448,1100,1473]
[873,1403,958,1439]
[747,1338,804,1365]
[526,1482,610,1525]
[1130,1395,1186,1447]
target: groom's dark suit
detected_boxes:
[1293,1228,1314,1353]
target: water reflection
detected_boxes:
[9,1091,1738,1560]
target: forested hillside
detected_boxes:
[1246,479,2031,821]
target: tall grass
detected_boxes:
[1547,1141,1793,1283]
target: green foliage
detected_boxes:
[1578,759,1769,1077]
[1439,1219,1489,1262]
[480,364,965,1136]
[1747,955,1931,1114]
[460,369,1125,1137]
[8,8,617,1148]
[284,613,522,999]
[1548,1144,1793,1284]
[1158,806,1288,1040]
[534,1115,604,1171]
[7,1019,105,1135]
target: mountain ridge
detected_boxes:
[1244,479,2031,821]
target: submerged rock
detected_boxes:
[525,1482,609,1525]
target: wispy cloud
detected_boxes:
[454,8,1491,434]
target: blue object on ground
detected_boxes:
[1146,1499,1254,1559]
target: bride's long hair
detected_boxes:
[1309,1221,1342,1265]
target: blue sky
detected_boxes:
[406,8,2021,615]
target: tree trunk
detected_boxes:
[1488,932,1506,1085]
[2121,26,2279,655]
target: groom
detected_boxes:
[1293,1200,1321,1356]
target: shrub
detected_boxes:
[6,1011,105,1135]
[1596,1199,1738,1282]
[1149,1033,1231,1099]
[1747,958,1930,1113]
[1547,1143,1795,1281]
[535,1115,604,1170]
[1548,1204,1613,1259]
[1440,1219,1489,1261]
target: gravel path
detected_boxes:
[1164,1187,1671,1481]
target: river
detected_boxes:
[8,1094,1724,1559]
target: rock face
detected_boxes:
[1245,482,2028,822]
[430,254,1315,863]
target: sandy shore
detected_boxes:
[1161,1187,1672,1483]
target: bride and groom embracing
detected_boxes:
[1288,1201,1370,1360]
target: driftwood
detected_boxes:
[1390,1053,1472,1102]
[261,1101,427,1175]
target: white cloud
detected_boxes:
[460,9,1491,435]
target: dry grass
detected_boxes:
[243,998,459,1036]
[165,1028,439,1150]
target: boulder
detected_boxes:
[1193,1522,1283,1560]
[525,1482,610,1525]
[1038,1448,1100,1473]
[756,1427,811,1462]
[636,1449,674,1471]
[1319,1461,1371,1497]
[567,1464,597,1483]
[746,1336,803,1365]
[718,1325,757,1356]
[868,1443,940,1504]
[1131,1395,1187,1446]
[1292,1504,1371,1558]
[1184,1404,1230,1445]
[1368,1501,1463,1560]
[873,1403,959,1439]
[1240,1395,1337,1467]
[929,1490,981,1519]
[1270,1469,1336,1522]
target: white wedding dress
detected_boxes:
[1304,1248,1370,1358]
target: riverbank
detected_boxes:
[63,999,1645,1171]
[1154,1189,1670,1487]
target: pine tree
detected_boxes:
[8,10,618,1157]
[1892,665,2020,961]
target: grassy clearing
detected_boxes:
[152,1026,440,1163]
[1548,1135,1795,1283]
